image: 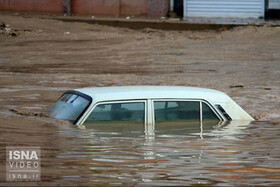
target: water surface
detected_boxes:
[0,116,280,186]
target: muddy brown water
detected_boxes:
[0,14,280,186]
[0,115,280,186]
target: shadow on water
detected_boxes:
[1,116,280,186]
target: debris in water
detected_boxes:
[0,22,6,28]
[0,22,22,37]
[142,28,157,33]
[10,108,49,118]
[229,85,244,88]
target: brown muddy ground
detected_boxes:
[0,14,279,121]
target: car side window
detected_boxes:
[154,101,220,123]
[202,103,219,121]
[85,102,145,124]
[154,101,200,123]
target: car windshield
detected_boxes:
[49,92,90,123]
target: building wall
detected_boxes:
[71,0,119,16]
[0,0,63,13]
[269,0,280,9]
[0,0,167,17]
[147,0,169,17]
[71,0,147,16]
[120,0,147,16]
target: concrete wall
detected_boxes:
[0,0,168,17]
[0,0,63,13]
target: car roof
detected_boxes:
[74,86,231,103]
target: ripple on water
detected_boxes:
[0,117,280,186]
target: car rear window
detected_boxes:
[49,92,91,123]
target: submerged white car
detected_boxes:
[49,86,254,127]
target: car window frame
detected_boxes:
[151,99,223,124]
[79,100,148,125]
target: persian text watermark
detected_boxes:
[6,147,41,181]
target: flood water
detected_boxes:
[1,116,280,186]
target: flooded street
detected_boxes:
[0,115,280,186]
[0,13,280,185]
[0,14,280,120]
